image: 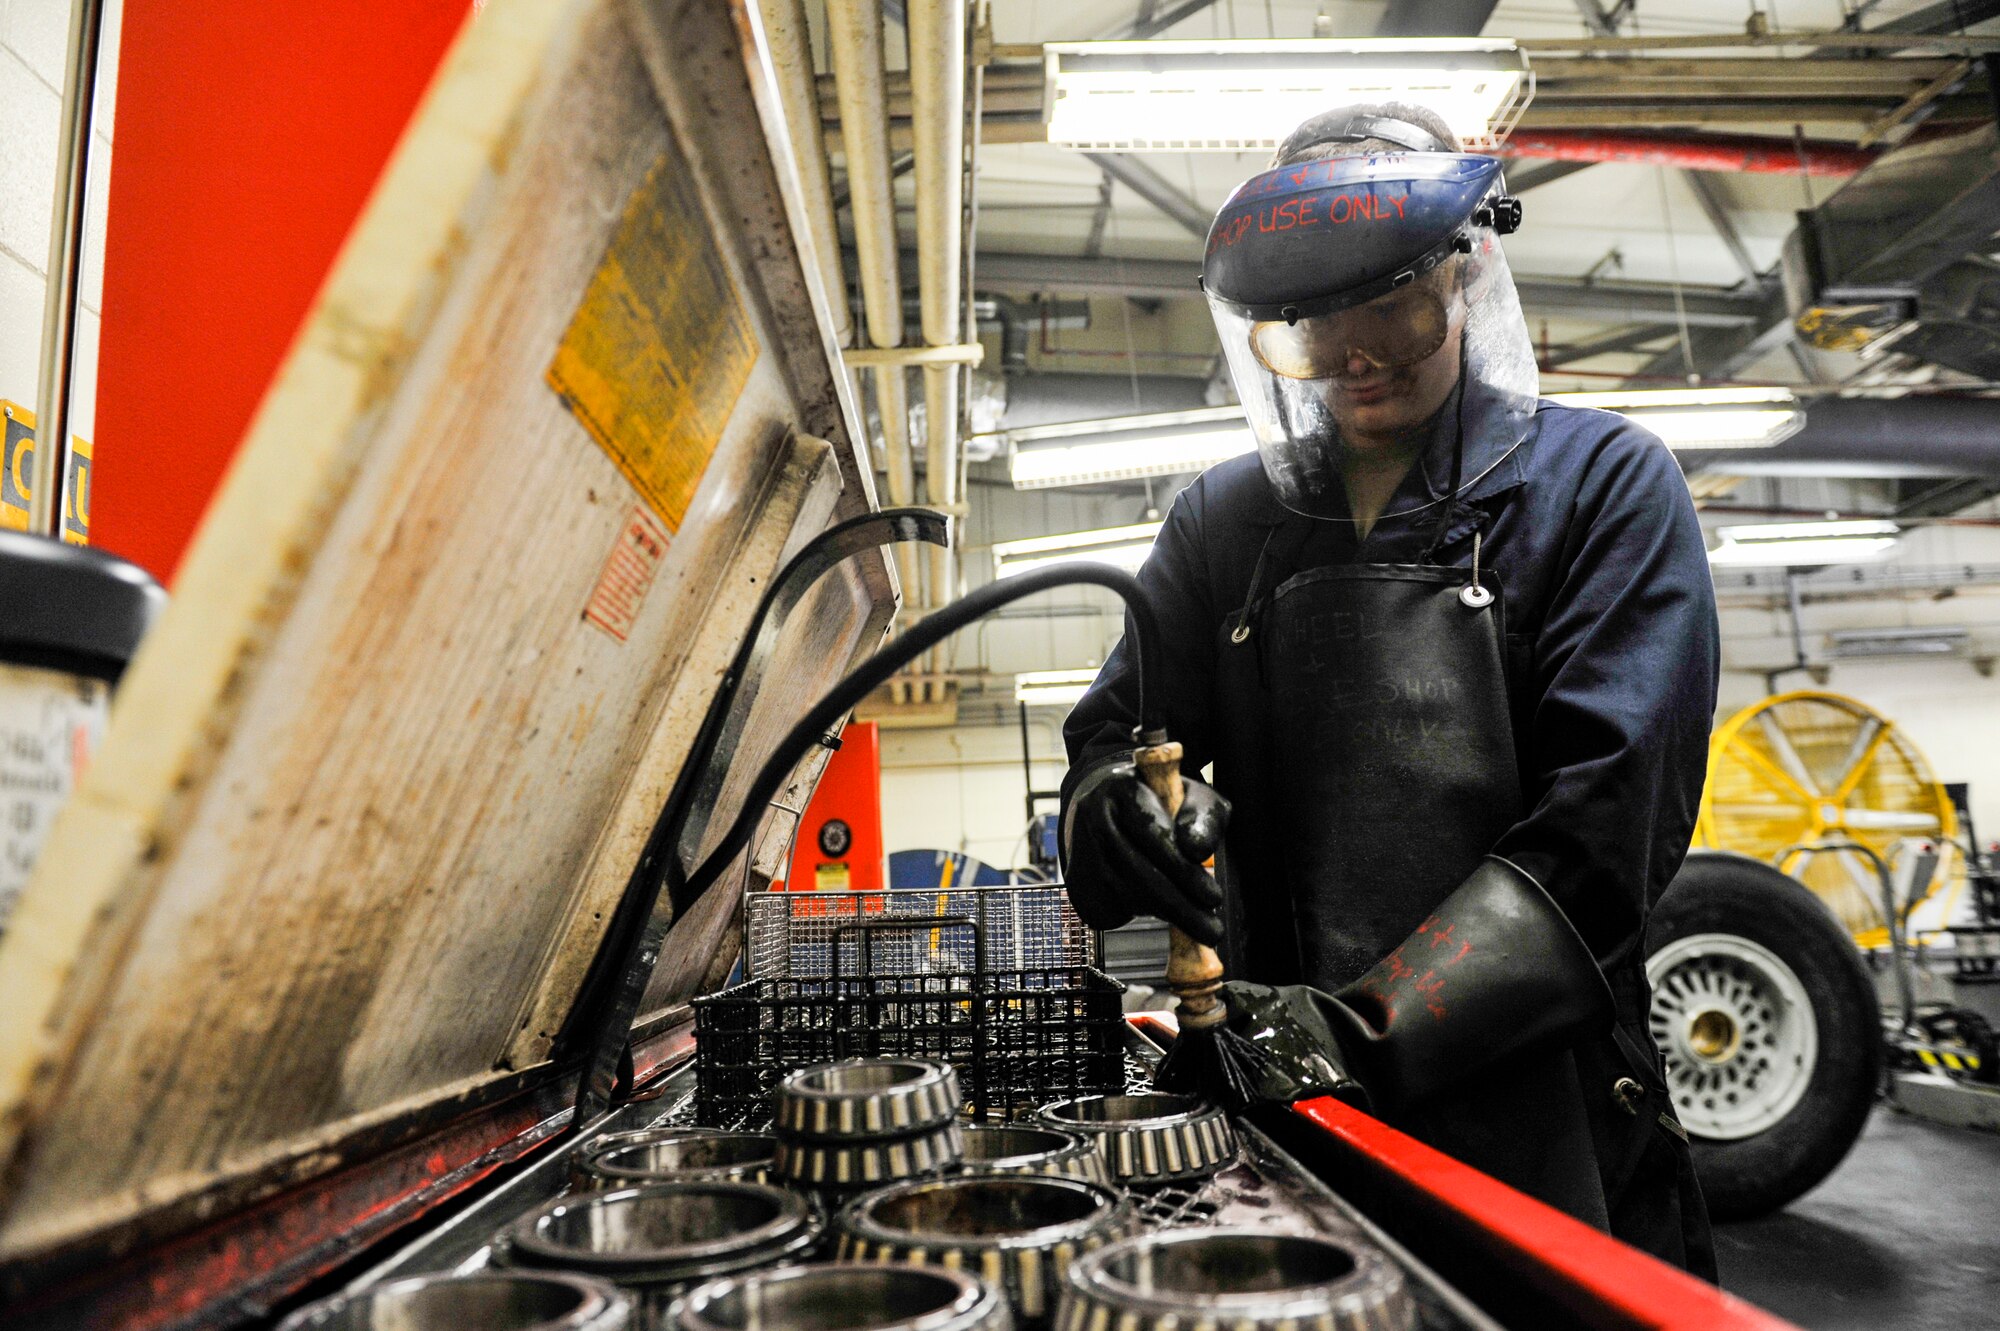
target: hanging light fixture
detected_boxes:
[1043,39,1534,152]
[1707,518,1901,567]
[991,522,1164,578]
[1006,408,1255,489]
[1551,387,1807,451]
[1015,669,1102,706]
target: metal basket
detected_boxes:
[743,884,1094,979]
[693,888,1124,1126]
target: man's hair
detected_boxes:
[1269,102,1462,168]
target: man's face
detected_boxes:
[1326,309,1465,453]
[1249,263,1469,455]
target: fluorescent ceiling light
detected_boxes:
[1044,39,1533,153]
[1548,387,1806,451]
[1008,390,1803,491]
[1007,407,1255,489]
[1708,519,1900,568]
[992,522,1164,579]
[1827,626,1969,659]
[1015,669,1101,707]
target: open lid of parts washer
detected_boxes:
[0,0,897,1277]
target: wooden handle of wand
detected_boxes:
[1132,738,1227,1032]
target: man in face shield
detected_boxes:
[1060,104,1720,1275]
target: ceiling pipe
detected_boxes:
[1498,128,1878,176]
[825,0,921,607]
[757,0,852,349]
[1683,396,2000,479]
[909,0,968,621]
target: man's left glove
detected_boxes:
[1061,757,1230,944]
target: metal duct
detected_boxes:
[826,0,920,604]
[1683,396,2000,480]
[1499,128,1877,176]
[1782,124,2000,378]
[909,0,968,613]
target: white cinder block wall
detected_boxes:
[0,0,122,439]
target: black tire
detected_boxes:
[1645,851,1882,1220]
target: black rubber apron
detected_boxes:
[1215,496,1609,1224]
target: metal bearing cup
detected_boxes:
[674,1261,1012,1331]
[1034,1094,1237,1186]
[1055,1229,1416,1331]
[274,1271,632,1331]
[572,1130,778,1190]
[499,1182,822,1328]
[776,1059,962,1139]
[775,1119,965,1192]
[837,1175,1136,1330]
[956,1125,1107,1186]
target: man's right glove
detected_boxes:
[1061,757,1230,945]
[1219,857,1615,1113]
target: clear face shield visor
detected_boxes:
[1202,152,1539,521]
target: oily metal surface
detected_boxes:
[571,1130,777,1189]
[836,1175,1137,1329]
[674,1262,1011,1331]
[275,1270,634,1331]
[957,1125,1108,1185]
[342,1050,1500,1331]
[1056,1227,1417,1331]
[500,1181,820,1281]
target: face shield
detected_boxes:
[1203,152,1541,522]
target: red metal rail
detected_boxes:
[1289,1096,1795,1331]
[1127,1010,1793,1331]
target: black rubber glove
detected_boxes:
[1218,857,1615,1113]
[1061,758,1229,945]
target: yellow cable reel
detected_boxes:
[1697,691,1961,945]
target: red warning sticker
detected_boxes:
[585,506,669,643]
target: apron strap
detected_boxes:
[1419,348,1472,565]
[1229,519,1317,645]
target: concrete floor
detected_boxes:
[1716,1106,2000,1330]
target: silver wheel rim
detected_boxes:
[1646,932,1818,1141]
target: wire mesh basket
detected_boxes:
[693,888,1125,1126]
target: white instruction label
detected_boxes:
[0,663,109,938]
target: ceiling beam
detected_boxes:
[1835,0,2000,41]
[1374,0,1499,38]
[963,250,1763,325]
[1540,323,1670,366]
[1098,0,1219,40]
[1631,285,1798,382]
[1679,170,1761,289]
[1083,153,1210,239]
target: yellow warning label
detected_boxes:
[814,861,851,892]
[1,402,91,545]
[546,145,757,533]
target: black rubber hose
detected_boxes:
[674,562,1163,904]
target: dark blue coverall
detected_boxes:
[1062,400,1721,1264]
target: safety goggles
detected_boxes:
[1248,281,1456,380]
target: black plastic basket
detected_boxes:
[693,899,1125,1125]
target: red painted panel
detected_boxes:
[780,721,885,894]
[91,1,473,583]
